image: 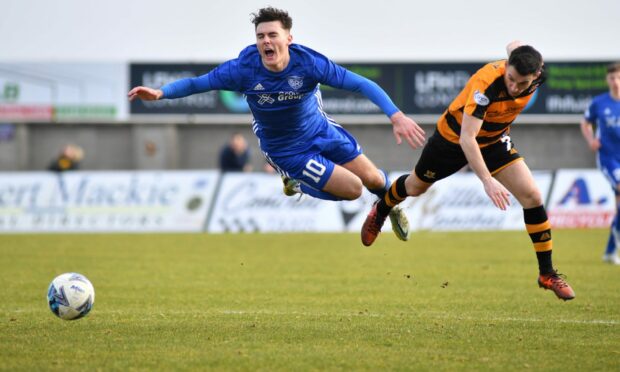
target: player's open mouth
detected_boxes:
[264,48,275,58]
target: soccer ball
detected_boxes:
[47,273,95,320]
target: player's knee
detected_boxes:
[342,179,363,200]
[358,169,383,190]
[406,176,431,197]
[521,189,543,208]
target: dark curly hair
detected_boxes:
[250,7,292,30]
[508,45,543,76]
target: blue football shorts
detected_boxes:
[263,122,363,190]
[598,153,620,195]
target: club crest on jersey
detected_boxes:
[474,90,490,106]
[287,76,304,90]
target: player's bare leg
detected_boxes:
[495,161,575,300]
[341,154,384,191]
[280,162,362,201]
[343,155,410,241]
[322,165,364,200]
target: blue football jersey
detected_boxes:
[585,92,620,158]
[161,44,398,157]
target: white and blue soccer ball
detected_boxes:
[47,273,95,320]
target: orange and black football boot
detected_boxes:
[361,201,387,246]
[538,270,575,301]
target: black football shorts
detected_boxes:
[414,130,523,183]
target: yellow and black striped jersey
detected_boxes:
[436,60,543,148]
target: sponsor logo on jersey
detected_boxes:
[255,92,304,105]
[253,83,265,91]
[474,90,490,106]
[287,76,304,90]
[605,115,620,127]
[278,91,305,101]
[257,94,275,105]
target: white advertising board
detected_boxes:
[346,171,553,232]
[1,169,605,233]
[547,169,616,228]
[0,171,218,232]
[209,171,554,234]
[208,173,346,232]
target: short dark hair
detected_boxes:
[250,7,292,30]
[607,62,620,74]
[508,45,543,76]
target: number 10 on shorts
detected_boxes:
[302,159,326,184]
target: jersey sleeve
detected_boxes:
[311,53,348,87]
[463,75,492,120]
[312,55,399,117]
[584,99,597,124]
[161,59,243,99]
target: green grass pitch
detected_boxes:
[1,230,618,371]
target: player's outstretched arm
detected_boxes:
[506,40,525,57]
[390,111,425,149]
[128,86,163,102]
[337,71,425,149]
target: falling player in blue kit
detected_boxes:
[128,7,425,242]
[580,62,620,265]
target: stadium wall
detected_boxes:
[0,121,595,172]
[0,60,607,172]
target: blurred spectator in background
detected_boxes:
[48,144,84,172]
[580,62,620,265]
[144,140,158,157]
[219,133,252,172]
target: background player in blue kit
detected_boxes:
[580,62,620,265]
[128,7,425,242]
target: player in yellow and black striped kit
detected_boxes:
[361,41,575,301]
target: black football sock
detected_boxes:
[377,175,408,217]
[524,205,554,275]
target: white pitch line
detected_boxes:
[431,314,620,326]
[7,309,619,326]
[218,310,620,326]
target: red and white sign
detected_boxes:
[0,104,53,120]
[548,169,616,228]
